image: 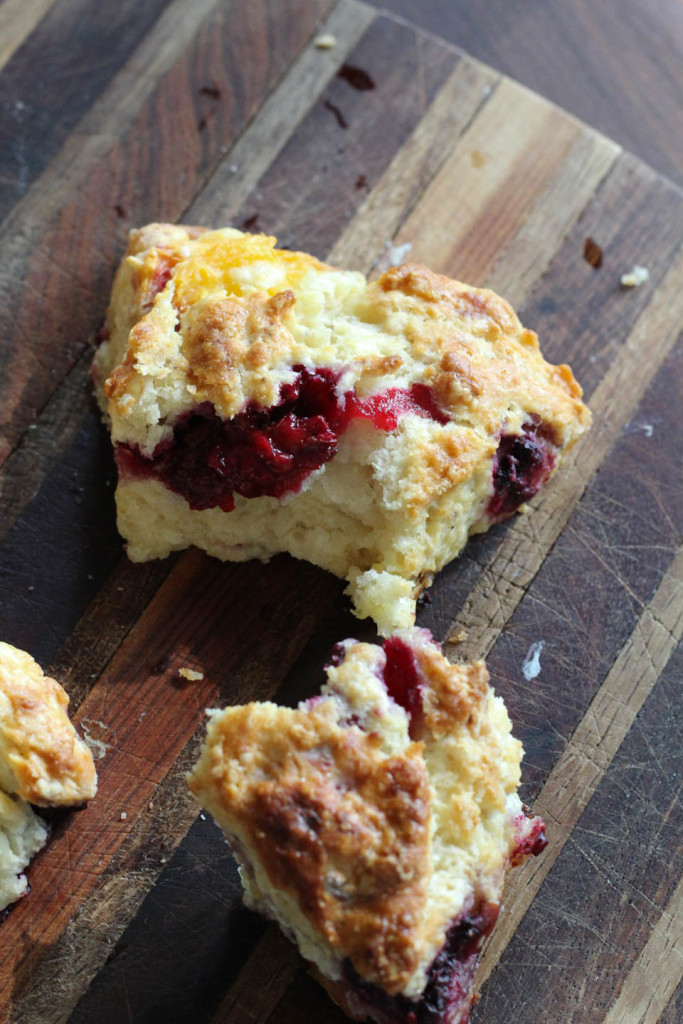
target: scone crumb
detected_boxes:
[620,264,649,288]
[314,33,337,49]
[178,667,204,682]
[446,627,468,644]
[120,812,127,821]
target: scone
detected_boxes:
[94,224,590,634]
[0,643,97,911]
[188,628,546,1023]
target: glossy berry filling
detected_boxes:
[116,367,447,511]
[511,808,548,866]
[342,901,501,1024]
[381,636,425,740]
[487,419,556,521]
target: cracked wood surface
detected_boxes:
[0,3,681,1024]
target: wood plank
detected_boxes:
[0,0,56,71]
[476,545,683,984]
[601,876,683,1024]
[0,0,173,219]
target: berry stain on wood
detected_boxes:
[583,236,603,268]
[337,64,375,90]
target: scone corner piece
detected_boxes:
[95,224,591,634]
[188,627,547,1023]
[0,641,98,911]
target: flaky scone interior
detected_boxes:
[0,642,97,911]
[94,224,590,635]
[188,628,546,1024]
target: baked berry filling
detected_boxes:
[511,808,548,866]
[487,419,557,521]
[115,367,447,511]
[342,901,501,1024]
[381,636,425,739]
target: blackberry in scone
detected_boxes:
[94,224,590,634]
[187,628,546,1023]
[0,643,97,911]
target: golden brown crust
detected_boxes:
[189,629,538,998]
[189,699,430,993]
[184,290,297,418]
[0,643,97,806]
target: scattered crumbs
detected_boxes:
[416,590,432,609]
[160,857,167,864]
[28,423,37,429]
[583,237,603,268]
[178,667,204,682]
[522,641,545,682]
[242,213,259,231]
[642,423,653,437]
[446,628,468,644]
[229,163,238,174]
[148,802,154,810]
[314,33,337,49]
[337,64,375,90]
[470,149,487,168]
[375,239,413,274]
[517,502,530,516]
[27,585,34,592]
[87,574,94,581]
[117,586,124,592]
[15,100,25,112]
[120,812,127,821]
[113,204,126,219]
[324,98,348,130]
[81,719,112,761]
[138,711,147,721]
[620,264,649,288]
[200,813,206,820]
[200,85,221,100]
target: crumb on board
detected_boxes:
[446,628,468,644]
[178,667,204,682]
[120,812,127,821]
[620,264,649,288]
[522,641,545,681]
[583,237,603,268]
[314,33,337,49]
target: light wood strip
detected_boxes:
[328,57,500,273]
[601,875,683,1024]
[211,928,301,1024]
[450,242,683,664]
[0,0,56,72]
[188,0,375,224]
[388,76,582,284]
[476,545,683,986]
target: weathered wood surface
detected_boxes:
[0,3,681,1023]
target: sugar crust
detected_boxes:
[95,224,591,633]
[188,629,533,1000]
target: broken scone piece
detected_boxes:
[188,628,546,1024]
[0,642,97,911]
[94,224,590,634]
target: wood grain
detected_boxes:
[0,0,56,71]
[0,6,680,1024]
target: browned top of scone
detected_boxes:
[188,631,531,996]
[0,642,97,806]
[190,696,430,994]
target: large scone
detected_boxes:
[0,642,97,911]
[94,224,591,634]
[188,628,546,1024]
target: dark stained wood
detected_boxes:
[0,5,681,1024]
[369,0,683,189]
[0,0,173,220]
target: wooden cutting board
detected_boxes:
[0,2,681,1023]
